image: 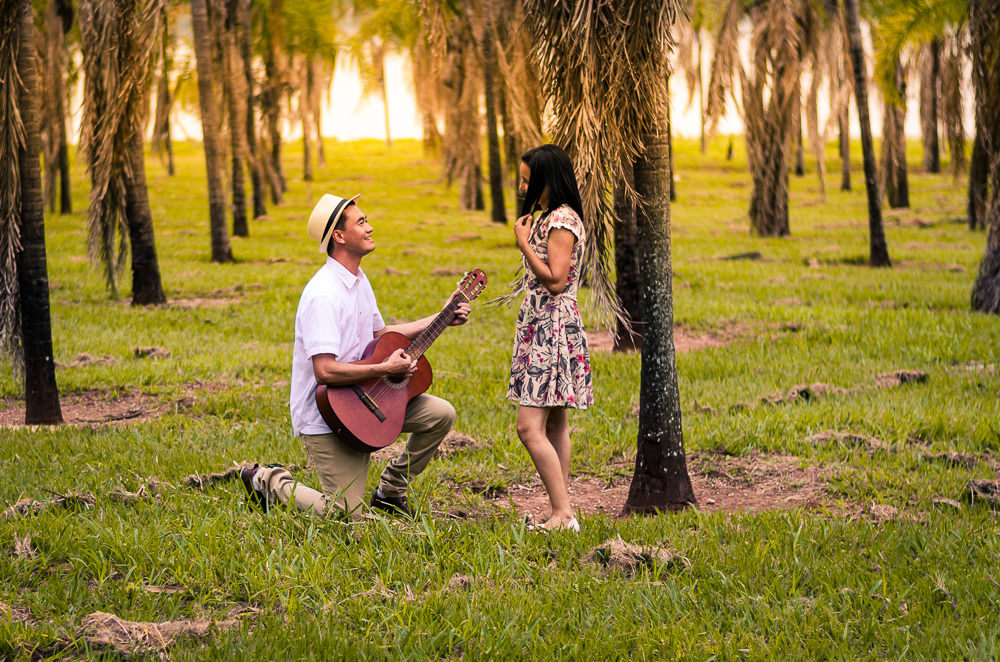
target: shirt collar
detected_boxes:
[325,256,366,289]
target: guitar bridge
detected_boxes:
[350,385,386,422]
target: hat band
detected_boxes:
[321,198,353,243]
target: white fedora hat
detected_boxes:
[307,193,361,253]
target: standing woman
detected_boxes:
[509,144,593,531]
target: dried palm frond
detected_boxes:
[705,0,743,134]
[78,0,165,295]
[516,0,680,330]
[0,0,26,364]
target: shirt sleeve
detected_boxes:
[547,206,585,242]
[300,294,343,359]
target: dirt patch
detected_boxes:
[0,382,229,428]
[78,610,246,657]
[582,538,690,576]
[588,323,747,354]
[474,450,831,521]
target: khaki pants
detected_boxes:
[256,394,455,516]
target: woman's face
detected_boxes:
[519,161,549,210]
[518,162,531,198]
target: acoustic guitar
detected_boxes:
[315,268,488,452]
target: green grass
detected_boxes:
[1,136,999,659]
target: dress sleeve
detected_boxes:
[546,205,585,243]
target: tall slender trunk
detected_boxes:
[667,74,676,201]
[920,39,941,173]
[191,0,233,262]
[482,20,506,224]
[312,63,325,168]
[43,0,71,215]
[969,132,987,231]
[301,57,313,182]
[844,0,890,267]
[969,0,1000,313]
[238,0,265,219]
[696,29,706,155]
[794,86,805,177]
[881,58,909,209]
[497,83,519,205]
[839,106,851,191]
[225,0,248,236]
[263,0,286,200]
[156,10,175,176]
[623,114,695,514]
[14,0,62,424]
[124,131,166,305]
[377,42,391,148]
[613,165,641,352]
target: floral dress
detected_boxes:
[507,204,594,409]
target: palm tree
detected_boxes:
[151,3,176,176]
[237,0,266,218]
[40,0,74,215]
[259,0,287,203]
[79,0,168,304]
[919,39,942,172]
[880,57,910,208]
[479,0,507,224]
[844,0,892,266]
[1,0,63,424]
[523,0,695,513]
[191,0,233,263]
[968,0,1000,313]
[708,0,815,237]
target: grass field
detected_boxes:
[1,135,998,659]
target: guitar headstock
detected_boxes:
[457,268,488,302]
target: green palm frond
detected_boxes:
[873,0,967,104]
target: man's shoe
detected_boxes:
[239,464,268,513]
[370,489,413,517]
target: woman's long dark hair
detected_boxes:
[520,144,584,221]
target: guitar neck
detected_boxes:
[407,295,466,360]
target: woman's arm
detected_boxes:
[514,213,577,295]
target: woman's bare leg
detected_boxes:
[546,407,571,487]
[517,406,574,528]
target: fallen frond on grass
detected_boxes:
[582,538,690,577]
[3,492,96,519]
[78,610,243,657]
[965,480,1000,508]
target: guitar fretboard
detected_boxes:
[406,292,469,360]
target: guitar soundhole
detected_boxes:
[383,375,409,390]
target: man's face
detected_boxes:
[332,204,375,256]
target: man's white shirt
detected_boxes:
[289,257,385,436]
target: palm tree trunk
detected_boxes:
[13,0,62,424]
[237,0,265,219]
[377,43,391,148]
[263,0,286,201]
[42,0,70,215]
[969,132,987,231]
[920,39,941,173]
[839,105,851,191]
[969,0,1000,313]
[191,0,233,263]
[613,166,642,352]
[843,0,890,267]
[124,131,166,305]
[301,57,313,182]
[482,18,506,224]
[667,74,676,202]
[697,28,706,155]
[312,64,326,168]
[225,0,248,236]
[623,116,695,514]
[881,58,909,209]
[155,10,175,177]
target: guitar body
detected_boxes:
[314,267,487,453]
[315,332,433,452]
